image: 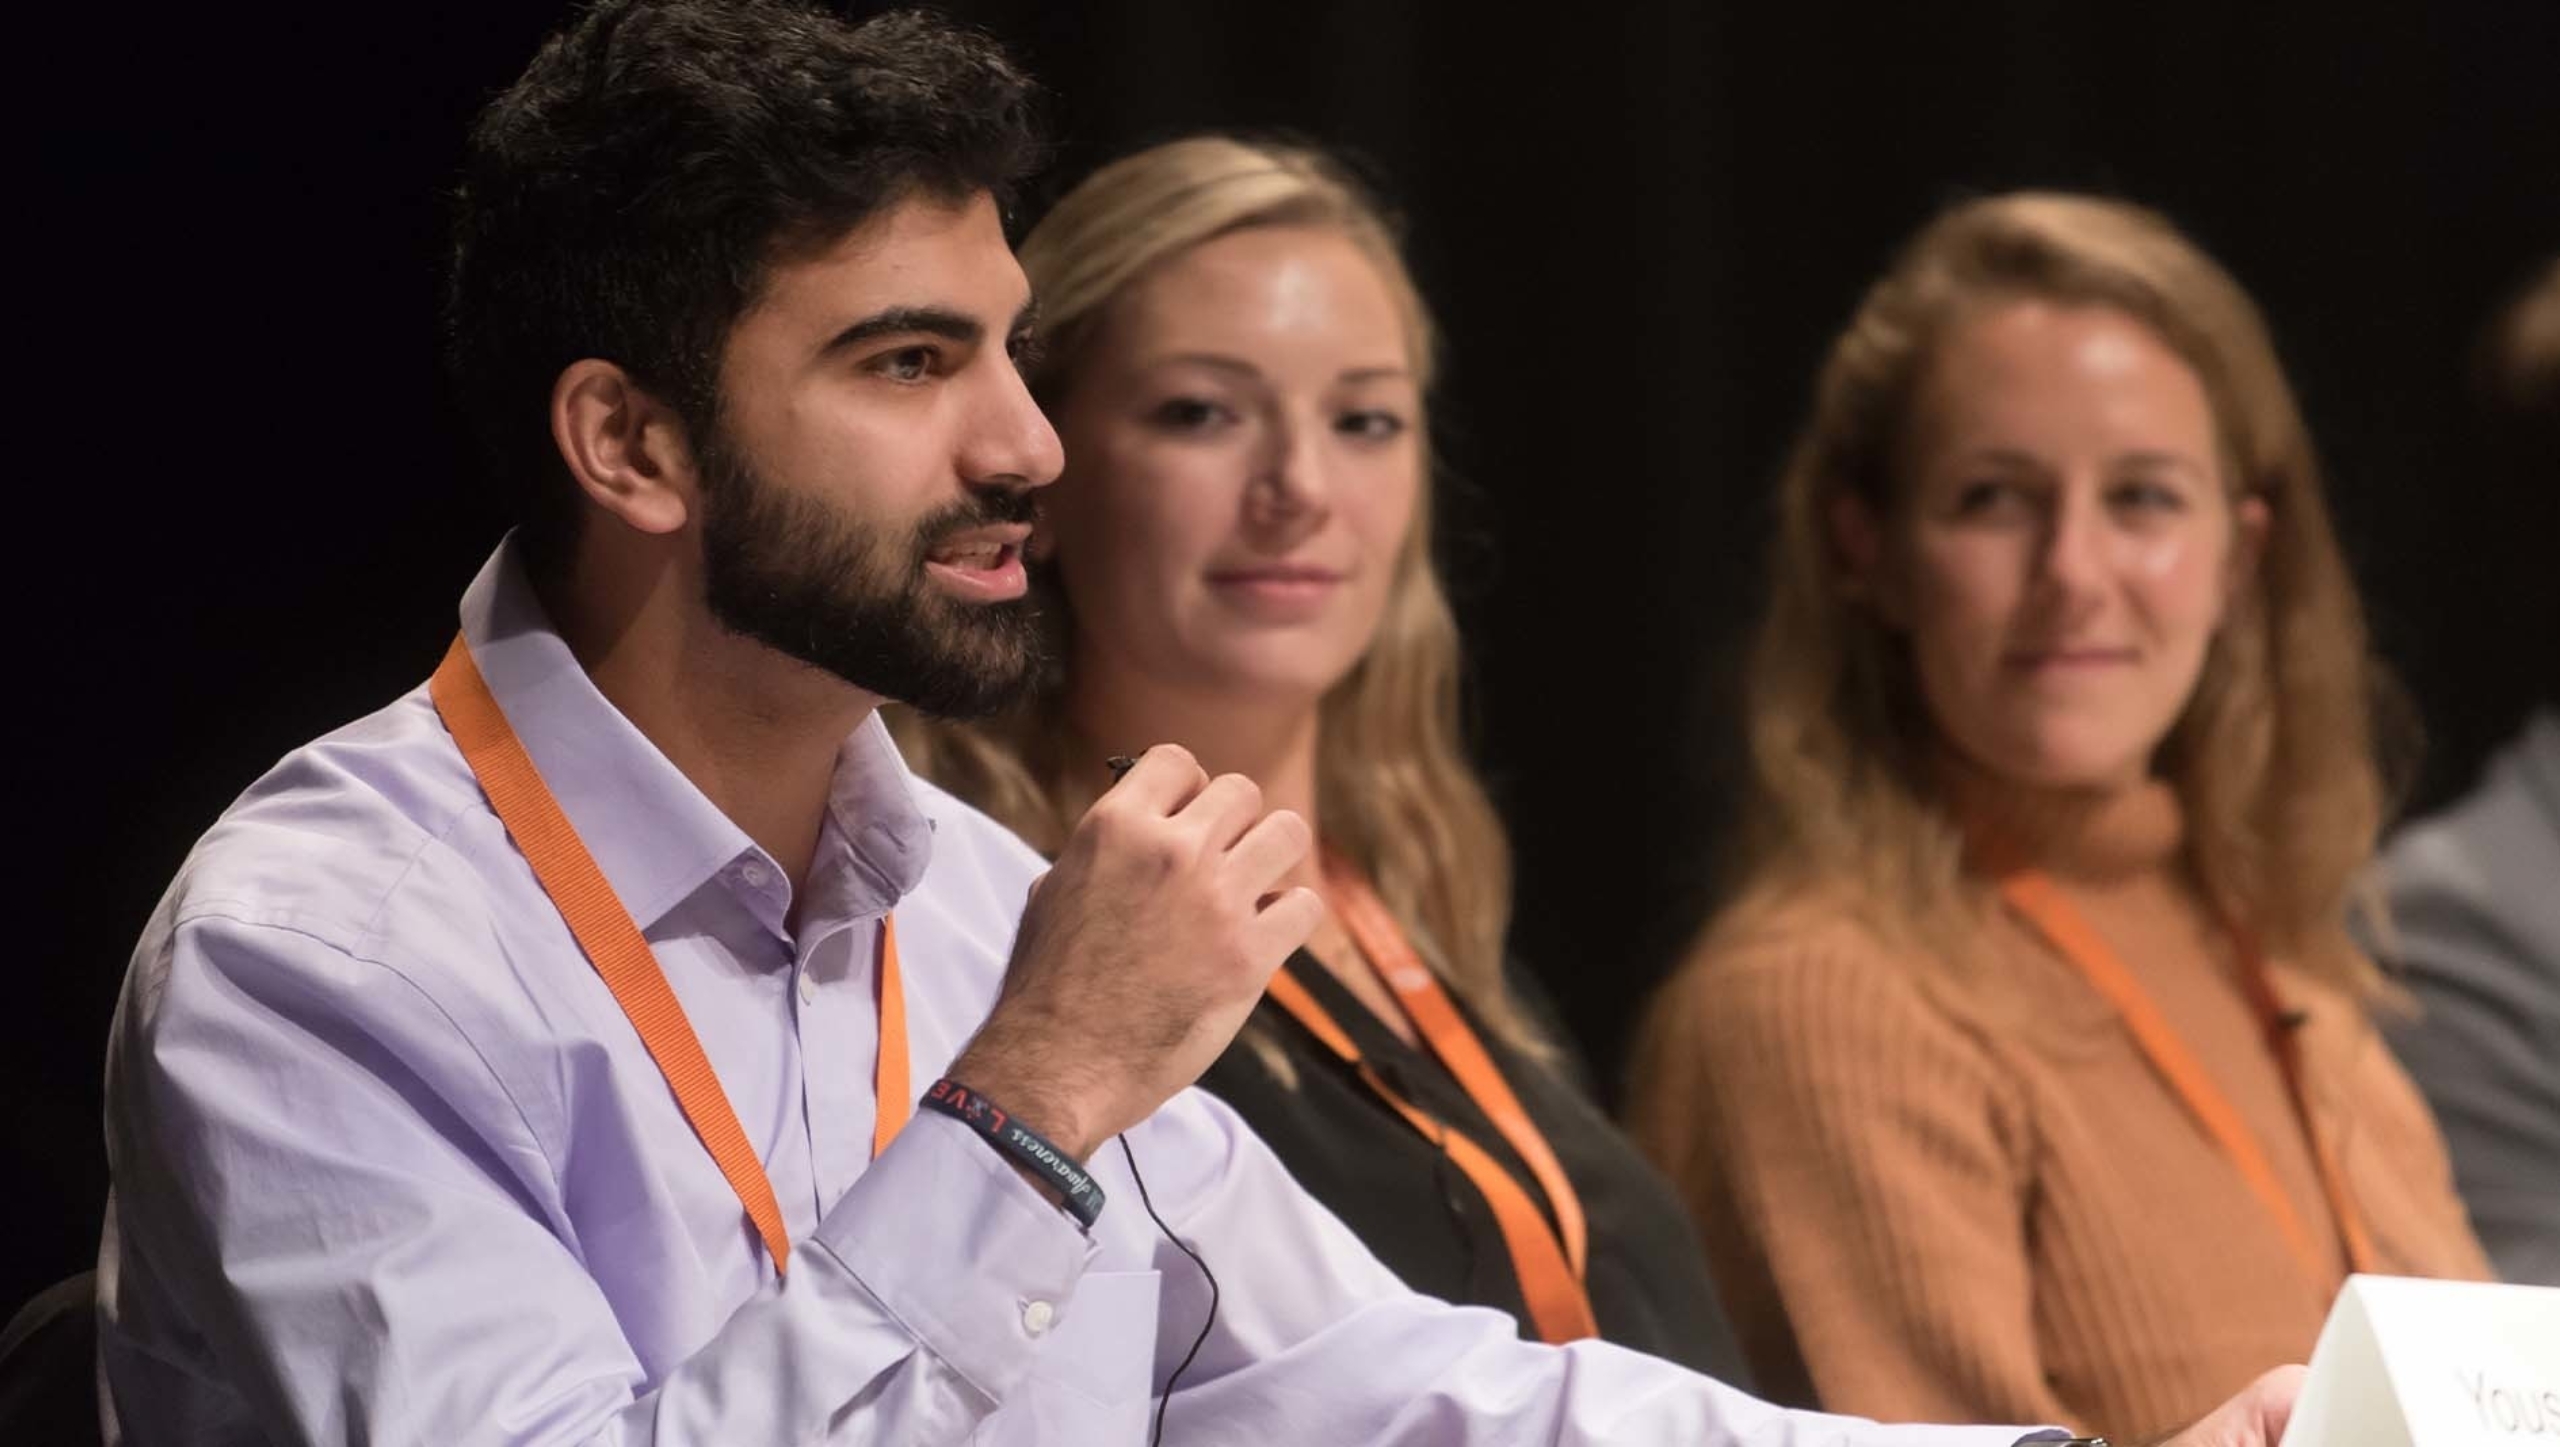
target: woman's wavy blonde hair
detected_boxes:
[1725,190,2396,996]
[892,135,1544,1053]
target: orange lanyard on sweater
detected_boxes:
[430,635,911,1276]
[1995,866,2376,1285]
[1260,856,1598,1345]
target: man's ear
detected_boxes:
[550,359,700,537]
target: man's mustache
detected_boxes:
[914,485,1040,547]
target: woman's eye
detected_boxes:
[1338,409,1408,442]
[1951,480,2028,518]
[1149,397,1232,432]
[2110,478,2187,513]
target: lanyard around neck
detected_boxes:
[1259,854,1597,1345]
[1993,865,2375,1285]
[430,634,911,1276]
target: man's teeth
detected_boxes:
[931,540,1005,567]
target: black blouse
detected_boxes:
[1194,949,1751,1382]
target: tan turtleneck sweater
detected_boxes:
[1628,778,2490,1440]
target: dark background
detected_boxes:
[15,0,2556,1314]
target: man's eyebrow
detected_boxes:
[817,305,984,357]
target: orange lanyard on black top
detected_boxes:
[1994,864,2376,1285]
[1261,854,1598,1345]
[431,634,911,1276]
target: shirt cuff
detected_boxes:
[1849,1428,2069,1447]
[806,1110,1098,1406]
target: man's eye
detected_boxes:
[876,346,937,382]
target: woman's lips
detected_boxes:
[2006,645,2139,672]
[1206,565,1346,618]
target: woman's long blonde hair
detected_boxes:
[893,135,1543,1052]
[1726,191,2394,995]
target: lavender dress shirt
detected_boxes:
[98,540,2029,1446]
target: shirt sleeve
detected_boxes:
[1627,937,2070,1428]
[2378,829,2560,1285]
[103,912,1094,1446]
[1120,1082,2043,1447]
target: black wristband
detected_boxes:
[921,1078,1107,1229]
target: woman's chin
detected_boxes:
[1954,723,2155,794]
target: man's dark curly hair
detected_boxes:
[445,0,1047,575]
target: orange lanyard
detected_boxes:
[1259,855,1597,1345]
[1995,866,2375,1285]
[430,635,911,1277]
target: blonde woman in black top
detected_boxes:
[894,134,1744,1375]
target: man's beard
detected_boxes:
[695,432,1045,720]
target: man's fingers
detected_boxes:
[1097,744,1208,816]
[1244,884,1326,964]
[1223,808,1313,898]
[1177,772,1266,852]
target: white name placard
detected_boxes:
[2281,1274,2559,1447]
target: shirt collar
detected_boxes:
[455,538,935,932]
[821,714,937,919]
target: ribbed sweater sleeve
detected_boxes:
[1633,930,2069,1428]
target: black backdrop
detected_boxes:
[15,0,2557,1313]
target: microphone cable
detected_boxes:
[1117,1134,1218,1447]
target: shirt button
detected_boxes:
[740,860,771,889]
[797,973,817,1007]
[1021,1299,1055,1335]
